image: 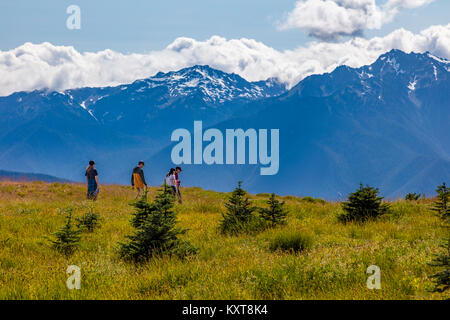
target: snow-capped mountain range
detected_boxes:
[149,49,450,198]
[0,50,449,198]
[0,65,286,184]
[291,50,450,99]
[63,65,286,121]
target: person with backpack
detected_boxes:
[131,161,147,198]
[85,160,99,201]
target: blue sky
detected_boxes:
[1,0,449,53]
[0,0,449,96]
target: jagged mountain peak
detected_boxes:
[290,50,449,99]
[376,49,449,64]
[371,49,449,74]
[127,65,286,104]
[153,64,229,78]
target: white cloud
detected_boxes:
[278,0,435,41]
[0,23,449,96]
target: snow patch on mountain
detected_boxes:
[428,53,450,64]
[408,79,417,91]
[386,57,404,74]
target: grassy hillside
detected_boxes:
[0,181,447,300]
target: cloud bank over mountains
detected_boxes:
[0,23,449,96]
[278,0,435,40]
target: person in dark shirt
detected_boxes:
[131,161,147,198]
[174,166,182,204]
[85,160,99,201]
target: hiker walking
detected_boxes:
[165,168,177,196]
[85,160,99,201]
[174,166,183,204]
[131,161,147,198]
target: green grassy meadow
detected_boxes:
[0,181,447,300]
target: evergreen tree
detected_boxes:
[431,183,450,221]
[50,208,81,255]
[130,190,157,229]
[429,237,450,293]
[429,182,450,293]
[259,193,288,227]
[119,185,197,262]
[405,193,421,201]
[76,206,102,232]
[219,181,257,234]
[339,183,390,223]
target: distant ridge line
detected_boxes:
[0,170,71,183]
